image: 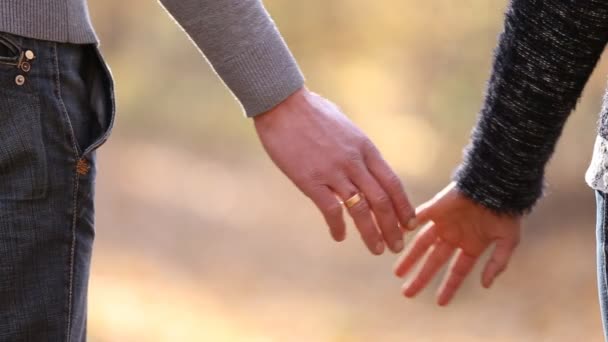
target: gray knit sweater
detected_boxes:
[0,0,304,117]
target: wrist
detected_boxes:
[253,86,312,130]
[254,86,308,117]
[453,179,526,219]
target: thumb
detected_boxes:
[407,182,456,231]
[406,200,436,231]
[481,237,518,288]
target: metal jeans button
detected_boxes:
[15,75,25,86]
[24,50,35,60]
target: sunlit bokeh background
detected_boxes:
[87,1,605,341]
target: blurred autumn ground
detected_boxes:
[86,0,606,341]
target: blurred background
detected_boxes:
[87,0,605,341]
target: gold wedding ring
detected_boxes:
[343,193,363,208]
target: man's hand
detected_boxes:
[394,182,521,305]
[254,87,414,255]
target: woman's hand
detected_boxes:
[394,182,521,305]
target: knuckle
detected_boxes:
[358,229,378,243]
[386,174,405,194]
[360,138,377,154]
[324,202,343,217]
[350,201,371,216]
[307,169,326,184]
[360,229,377,240]
[386,179,413,213]
[370,193,392,211]
[342,149,363,168]
[346,149,363,162]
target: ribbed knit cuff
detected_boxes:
[0,1,98,43]
[453,157,544,217]
[213,31,304,117]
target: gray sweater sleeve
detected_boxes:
[158,0,305,117]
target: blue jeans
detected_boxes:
[0,32,115,341]
[598,190,608,340]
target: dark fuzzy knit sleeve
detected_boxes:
[454,0,608,216]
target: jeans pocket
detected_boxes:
[84,46,115,155]
[0,88,48,200]
[57,44,115,158]
[0,33,22,66]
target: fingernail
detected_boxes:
[375,242,385,255]
[393,240,404,253]
[407,218,418,230]
[402,286,415,298]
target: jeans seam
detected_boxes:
[602,192,608,317]
[52,47,81,156]
[52,42,80,342]
[65,166,80,342]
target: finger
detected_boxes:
[437,250,477,306]
[403,239,455,298]
[407,183,458,231]
[406,199,437,231]
[481,237,518,288]
[348,164,403,253]
[333,181,385,255]
[394,223,437,277]
[306,185,346,241]
[362,144,415,228]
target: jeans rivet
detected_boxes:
[21,62,31,72]
[15,75,25,86]
[24,50,35,60]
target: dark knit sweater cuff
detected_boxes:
[453,157,543,217]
